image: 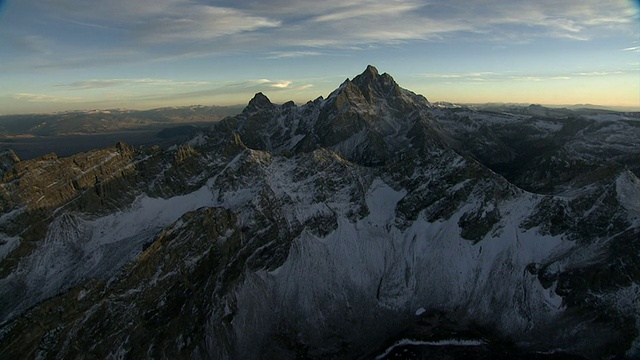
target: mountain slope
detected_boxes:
[0,66,638,359]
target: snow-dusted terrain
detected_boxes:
[0,66,638,359]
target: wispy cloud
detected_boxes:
[505,75,573,82]
[2,34,53,55]
[13,93,84,103]
[469,0,637,41]
[11,0,637,68]
[57,78,210,89]
[312,1,424,22]
[622,46,640,52]
[133,5,281,44]
[40,0,280,44]
[421,72,496,80]
[512,76,543,82]
[575,71,623,76]
[422,72,576,82]
[265,51,324,59]
[269,80,292,89]
[231,79,312,91]
[13,77,312,107]
[132,78,312,101]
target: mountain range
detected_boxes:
[0,105,244,137]
[0,105,244,160]
[0,65,638,359]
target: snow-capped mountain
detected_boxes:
[0,66,638,359]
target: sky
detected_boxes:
[0,0,639,114]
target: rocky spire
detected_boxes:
[352,65,380,87]
[363,64,379,77]
[347,65,402,103]
[243,92,275,114]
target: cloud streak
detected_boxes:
[133,5,281,44]
[422,72,496,79]
[264,51,324,59]
[420,71,624,82]
[311,1,424,22]
[22,0,637,63]
[57,78,210,89]
[575,71,623,76]
[11,77,312,107]
[39,0,280,44]
[13,93,84,103]
[127,78,313,102]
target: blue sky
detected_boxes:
[0,0,638,114]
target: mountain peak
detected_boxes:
[248,92,272,106]
[364,64,379,77]
[244,92,274,113]
[352,65,380,85]
[341,65,405,106]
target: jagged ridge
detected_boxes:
[0,66,638,359]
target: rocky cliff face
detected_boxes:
[0,66,638,359]
[0,142,137,212]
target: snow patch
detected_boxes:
[186,132,207,147]
[532,120,562,132]
[583,114,632,122]
[87,185,216,251]
[615,171,640,222]
[594,283,640,357]
[366,178,406,225]
[0,233,21,261]
[288,134,305,150]
[0,184,218,324]
[375,338,486,359]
